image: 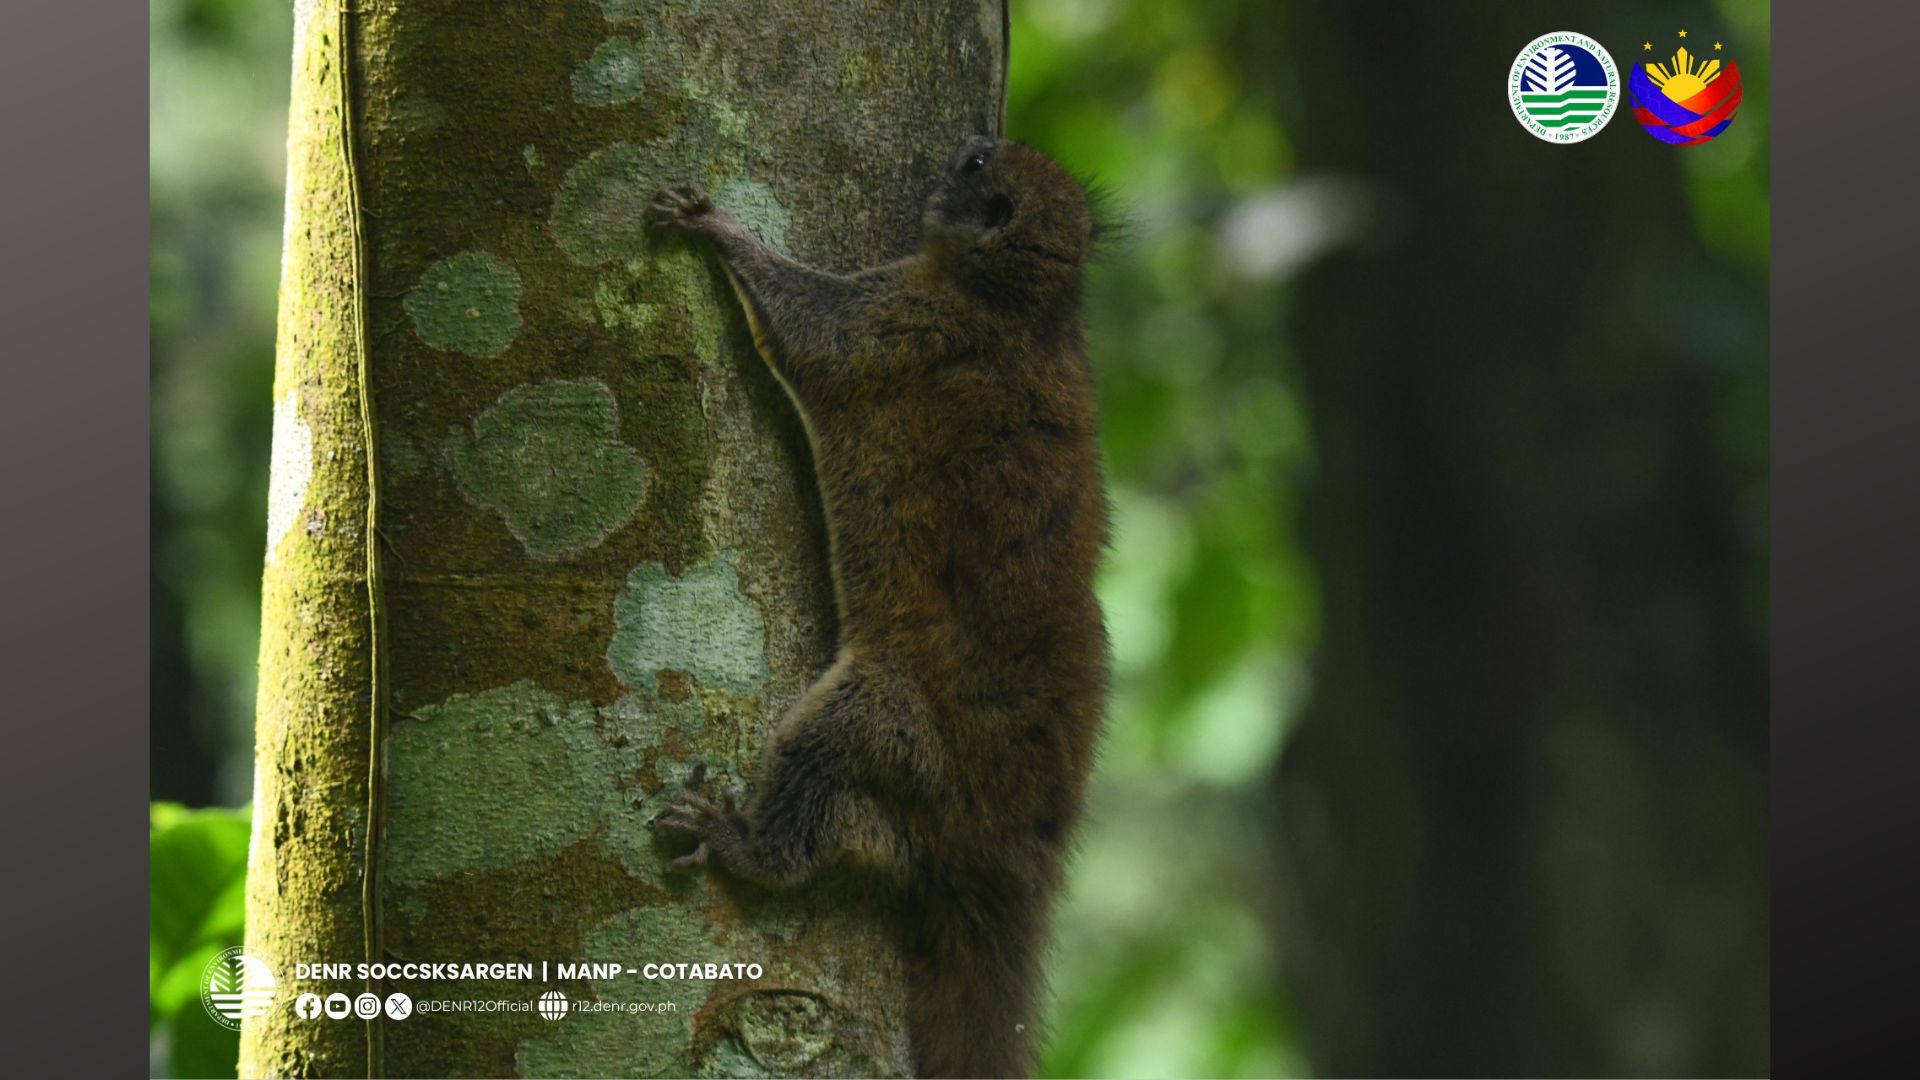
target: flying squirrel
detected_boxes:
[647,136,1110,1079]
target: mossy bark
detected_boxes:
[245,2,1005,1076]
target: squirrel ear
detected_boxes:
[985,194,1014,229]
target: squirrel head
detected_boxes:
[922,136,1094,299]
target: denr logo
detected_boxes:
[199,948,277,1031]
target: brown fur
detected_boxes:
[649,136,1109,1079]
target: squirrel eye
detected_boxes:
[962,152,988,174]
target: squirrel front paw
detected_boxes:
[646,183,721,236]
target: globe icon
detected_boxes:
[537,989,569,1021]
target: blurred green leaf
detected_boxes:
[154,940,222,1025]
[150,802,251,980]
[150,803,249,1078]
[154,942,242,1078]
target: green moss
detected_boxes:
[838,51,873,91]
[589,245,725,359]
[573,37,647,107]
[446,378,651,560]
[607,551,771,695]
[245,3,378,1073]
[599,0,701,22]
[404,250,523,357]
[689,93,753,143]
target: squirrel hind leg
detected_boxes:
[674,653,930,890]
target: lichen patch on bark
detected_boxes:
[386,679,734,895]
[385,681,608,886]
[597,689,726,880]
[445,378,651,560]
[404,250,524,357]
[550,140,707,267]
[547,100,773,271]
[714,178,792,256]
[726,991,839,1073]
[608,551,771,695]
[572,37,648,106]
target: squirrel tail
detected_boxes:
[905,876,1053,1079]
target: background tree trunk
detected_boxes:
[1267,4,1768,1076]
[244,1,1005,1076]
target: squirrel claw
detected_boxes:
[653,783,740,855]
[653,797,714,835]
[647,183,714,231]
[668,842,709,872]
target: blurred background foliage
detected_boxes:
[151,0,1768,1076]
[150,802,251,1077]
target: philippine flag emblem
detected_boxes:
[1630,35,1743,145]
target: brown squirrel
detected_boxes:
[647,136,1110,1079]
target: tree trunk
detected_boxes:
[1267,4,1768,1077]
[244,2,1005,1076]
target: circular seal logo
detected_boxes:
[200,948,277,1031]
[537,989,569,1021]
[1508,31,1620,143]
